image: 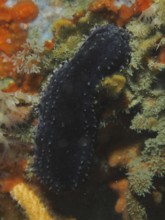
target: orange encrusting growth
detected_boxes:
[2,73,44,94]
[12,0,39,23]
[108,144,139,167]
[0,22,27,56]
[0,7,12,22]
[107,142,140,215]
[0,0,41,93]
[109,179,128,213]
[89,0,152,26]
[0,177,24,192]
[0,0,6,7]
[0,0,38,55]
[44,39,55,51]
[136,0,152,11]
[0,159,28,192]
[158,45,165,64]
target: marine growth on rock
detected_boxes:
[34,24,130,192]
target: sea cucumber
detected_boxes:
[34,24,130,192]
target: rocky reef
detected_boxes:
[0,0,165,220]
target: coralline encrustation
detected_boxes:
[34,24,130,192]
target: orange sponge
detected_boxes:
[12,0,39,23]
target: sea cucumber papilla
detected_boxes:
[34,24,130,192]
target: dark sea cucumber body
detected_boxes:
[34,25,130,192]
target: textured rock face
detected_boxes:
[34,24,130,192]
